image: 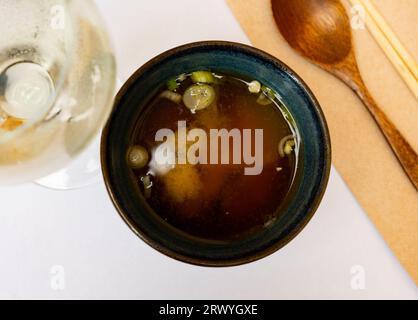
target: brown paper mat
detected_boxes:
[226,0,418,284]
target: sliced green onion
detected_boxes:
[248,80,261,93]
[191,71,215,84]
[183,84,216,112]
[256,85,277,105]
[160,90,182,104]
[261,85,276,99]
[167,73,188,91]
[141,174,153,198]
[278,135,296,157]
[256,93,272,105]
[177,73,187,82]
[128,145,149,169]
[167,78,179,91]
[284,140,295,155]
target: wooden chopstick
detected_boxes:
[348,0,418,100]
[358,0,418,80]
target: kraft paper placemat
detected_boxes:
[226,0,418,284]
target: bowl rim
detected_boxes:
[101,40,332,267]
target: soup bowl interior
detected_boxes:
[101,41,331,266]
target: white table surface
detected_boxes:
[0,0,417,300]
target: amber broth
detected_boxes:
[129,73,299,240]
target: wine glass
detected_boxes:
[0,0,116,188]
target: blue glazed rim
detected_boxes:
[101,41,331,266]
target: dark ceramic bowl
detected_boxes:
[101,41,331,266]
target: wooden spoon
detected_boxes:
[271,0,418,190]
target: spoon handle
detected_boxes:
[354,81,418,190]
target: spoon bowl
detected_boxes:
[272,0,418,190]
[273,0,351,64]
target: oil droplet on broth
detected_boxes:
[128,72,299,240]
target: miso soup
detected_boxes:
[127,71,300,240]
